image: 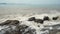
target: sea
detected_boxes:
[0,4,60,34]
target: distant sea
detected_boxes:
[0,4,60,9]
[0,3,60,15]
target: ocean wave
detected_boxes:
[0,9,60,34]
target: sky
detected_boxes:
[0,0,60,4]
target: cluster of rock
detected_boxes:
[28,16,59,24]
[0,15,59,34]
[0,20,36,34]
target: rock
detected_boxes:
[28,17,35,21]
[0,20,11,26]
[52,16,59,20]
[1,25,29,34]
[16,25,36,34]
[43,16,50,21]
[15,25,29,34]
[0,20,20,26]
[9,20,19,25]
[24,29,36,34]
[34,19,44,24]
[4,30,21,34]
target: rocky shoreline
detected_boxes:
[0,14,60,34]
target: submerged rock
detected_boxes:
[28,17,35,21]
[0,20,20,26]
[52,16,59,20]
[43,16,50,21]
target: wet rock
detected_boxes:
[4,30,21,34]
[0,25,29,34]
[0,20,11,26]
[0,20,20,26]
[38,25,40,27]
[0,25,35,34]
[16,25,36,34]
[28,17,35,21]
[34,19,44,24]
[9,20,19,25]
[15,25,29,34]
[43,16,50,21]
[52,16,59,20]
[4,31,10,34]
[24,28,36,34]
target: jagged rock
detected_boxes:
[34,19,44,24]
[0,20,20,26]
[28,17,35,21]
[52,16,59,20]
[43,16,50,21]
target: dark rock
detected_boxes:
[2,25,29,34]
[28,17,35,21]
[24,28,36,34]
[16,25,29,34]
[4,30,21,34]
[0,24,36,34]
[52,16,59,20]
[0,20,11,26]
[43,16,50,21]
[4,31,10,34]
[34,19,44,24]
[9,20,19,25]
[38,25,40,27]
[0,20,19,26]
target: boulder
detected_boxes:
[34,19,44,24]
[52,16,59,20]
[28,17,35,21]
[43,16,50,21]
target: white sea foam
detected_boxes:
[0,9,60,34]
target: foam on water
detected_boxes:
[0,9,60,34]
